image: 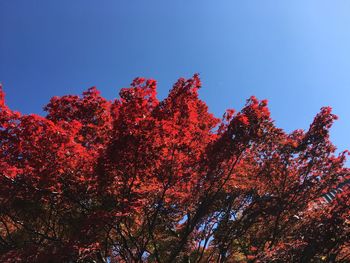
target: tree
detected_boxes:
[0,75,349,262]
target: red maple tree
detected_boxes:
[0,75,349,262]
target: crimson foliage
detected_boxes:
[0,75,349,262]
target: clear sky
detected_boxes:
[1,1,350,153]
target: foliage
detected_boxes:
[0,75,349,262]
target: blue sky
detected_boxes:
[1,1,350,153]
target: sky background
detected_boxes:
[1,1,350,154]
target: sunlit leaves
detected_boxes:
[0,77,349,262]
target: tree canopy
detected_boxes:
[0,75,349,262]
